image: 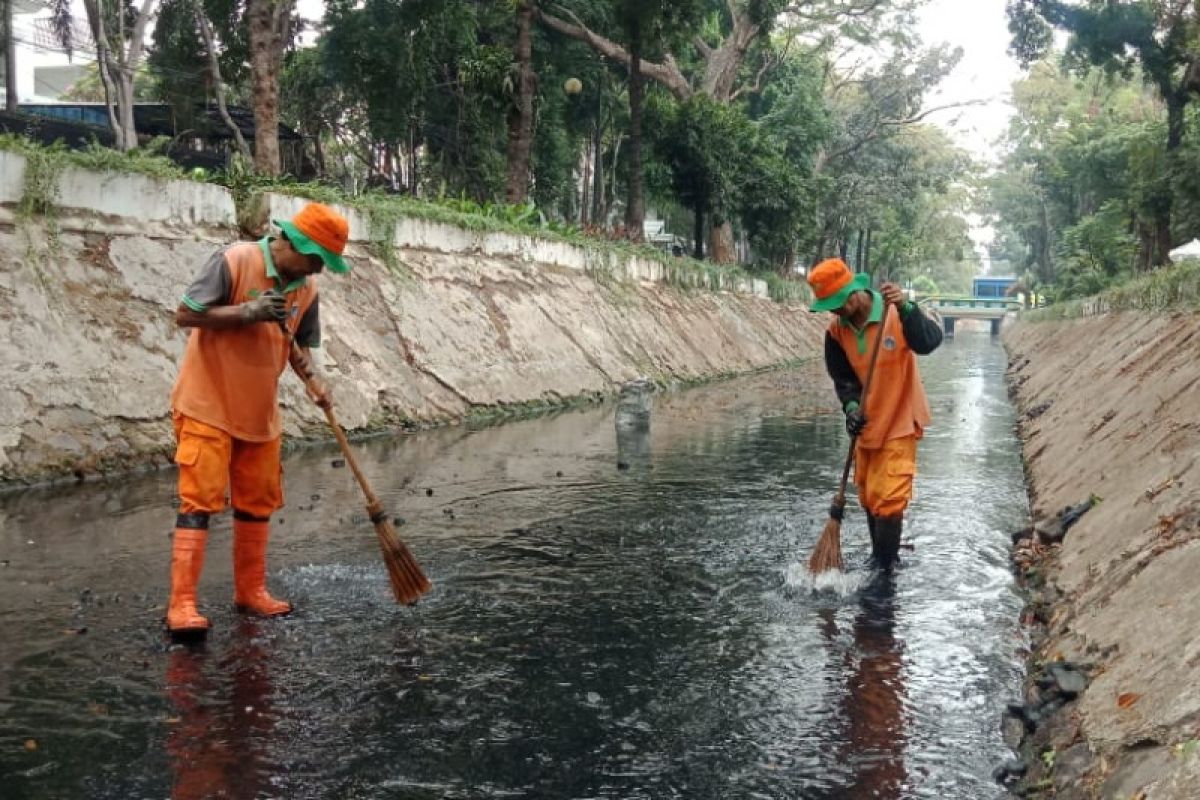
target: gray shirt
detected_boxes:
[182,249,321,348]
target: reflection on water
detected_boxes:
[0,331,1026,799]
[166,621,277,800]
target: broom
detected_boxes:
[808,302,891,575]
[286,335,432,605]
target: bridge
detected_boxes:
[922,295,1022,336]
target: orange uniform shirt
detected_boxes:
[171,241,318,442]
[827,306,931,451]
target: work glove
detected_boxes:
[241,289,286,323]
[845,404,867,437]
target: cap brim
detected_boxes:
[809,273,871,311]
[275,218,350,274]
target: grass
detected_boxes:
[0,133,812,303]
[1023,258,1200,321]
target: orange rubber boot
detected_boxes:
[167,528,211,635]
[233,518,292,616]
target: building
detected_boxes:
[2,0,94,106]
[972,275,1017,300]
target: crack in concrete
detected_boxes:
[367,268,475,413]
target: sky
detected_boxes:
[915,0,1024,164]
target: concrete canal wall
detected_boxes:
[1003,311,1200,797]
[0,151,821,486]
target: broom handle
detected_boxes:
[833,302,892,503]
[281,328,383,511]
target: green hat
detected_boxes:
[809,271,871,312]
[273,201,351,274]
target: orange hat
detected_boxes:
[807,258,870,311]
[274,203,350,273]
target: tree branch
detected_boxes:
[878,99,987,127]
[827,99,986,164]
[729,43,788,102]
[538,6,692,99]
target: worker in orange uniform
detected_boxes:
[166,203,350,637]
[807,258,942,569]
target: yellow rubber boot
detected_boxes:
[233,516,292,616]
[167,527,211,635]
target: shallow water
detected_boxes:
[0,327,1027,799]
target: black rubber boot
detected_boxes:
[874,515,903,571]
[866,513,879,565]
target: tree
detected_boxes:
[505,0,538,203]
[192,0,251,159]
[653,94,752,258]
[246,0,293,175]
[80,0,159,150]
[984,60,1171,299]
[323,0,513,197]
[539,0,910,261]
[280,45,341,177]
[1008,0,1200,269]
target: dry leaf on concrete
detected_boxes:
[1117,692,1142,709]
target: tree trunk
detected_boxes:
[248,0,290,176]
[116,70,138,150]
[591,76,604,225]
[693,207,704,259]
[708,220,736,263]
[863,229,872,275]
[624,32,645,241]
[1155,90,1186,268]
[855,229,864,270]
[699,13,759,101]
[4,0,17,111]
[192,0,251,159]
[504,0,537,204]
[579,139,591,224]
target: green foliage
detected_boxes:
[1024,256,1200,320]
[911,274,939,296]
[0,135,190,221]
[652,95,751,222]
[1052,200,1136,300]
[980,58,1200,300]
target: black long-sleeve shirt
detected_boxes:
[824,302,942,411]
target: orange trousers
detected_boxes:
[854,434,918,518]
[173,413,283,519]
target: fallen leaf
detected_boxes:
[1118,692,1142,709]
[24,739,37,751]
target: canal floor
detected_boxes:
[0,327,1028,799]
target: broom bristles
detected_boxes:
[808,516,844,574]
[374,520,433,605]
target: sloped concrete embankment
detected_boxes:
[1003,313,1200,797]
[0,151,821,486]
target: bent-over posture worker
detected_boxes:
[166,202,350,636]
[807,258,942,568]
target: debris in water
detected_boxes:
[617,461,630,471]
[24,739,37,751]
[310,493,321,501]
[331,459,346,468]
[425,488,434,497]
[393,516,406,527]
